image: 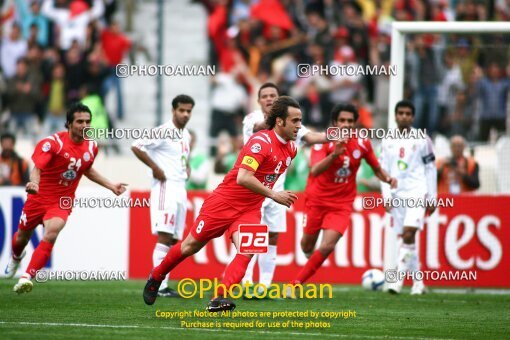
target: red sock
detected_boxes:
[295,250,327,284]
[25,240,54,278]
[216,254,251,298]
[11,232,25,258]
[152,242,185,281]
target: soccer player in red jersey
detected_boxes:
[289,104,397,289]
[143,96,302,311]
[5,103,127,294]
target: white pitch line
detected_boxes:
[0,321,454,340]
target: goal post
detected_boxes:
[384,21,510,283]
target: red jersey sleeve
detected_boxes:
[32,138,58,169]
[239,135,271,172]
[310,143,329,167]
[362,139,380,170]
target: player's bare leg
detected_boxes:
[287,230,342,298]
[5,229,33,278]
[207,231,254,312]
[153,232,179,297]
[143,233,206,305]
[14,217,66,294]
[300,232,320,258]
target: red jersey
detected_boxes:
[214,129,297,211]
[30,131,98,204]
[305,137,379,208]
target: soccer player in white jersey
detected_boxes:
[379,100,437,295]
[131,95,193,297]
[241,83,326,296]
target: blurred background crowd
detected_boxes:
[0,0,509,193]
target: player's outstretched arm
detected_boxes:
[236,168,297,207]
[372,166,397,189]
[84,167,127,196]
[130,146,166,181]
[25,167,41,194]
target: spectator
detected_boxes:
[6,58,39,136]
[1,23,28,79]
[64,45,86,103]
[437,135,480,194]
[41,0,104,50]
[209,70,248,155]
[14,0,50,47]
[284,147,309,191]
[437,50,464,135]
[44,62,67,134]
[0,132,29,186]
[475,62,510,141]
[186,130,210,190]
[100,20,132,120]
[214,134,243,174]
[407,35,442,135]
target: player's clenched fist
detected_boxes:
[25,182,39,194]
[270,190,298,208]
[111,183,128,196]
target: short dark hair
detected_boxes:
[1,132,16,144]
[330,103,358,123]
[394,100,415,116]
[65,103,92,128]
[265,96,300,129]
[258,82,280,99]
[172,94,195,109]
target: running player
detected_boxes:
[5,103,127,293]
[131,94,193,297]
[380,100,437,295]
[289,103,397,289]
[242,83,326,296]
[143,96,301,311]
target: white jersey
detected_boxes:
[132,120,191,187]
[379,128,437,200]
[242,110,309,191]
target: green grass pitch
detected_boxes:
[0,280,509,339]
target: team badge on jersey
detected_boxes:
[64,152,70,159]
[42,142,51,152]
[397,160,408,170]
[336,167,351,177]
[62,169,77,180]
[352,149,361,159]
[265,174,277,183]
[83,152,91,162]
[251,143,262,153]
[286,156,291,166]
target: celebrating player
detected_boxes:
[380,100,437,295]
[288,104,396,289]
[241,83,326,297]
[5,103,127,294]
[131,94,194,297]
[143,96,301,311]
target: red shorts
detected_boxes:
[18,198,72,231]
[190,194,261,242]
[302,204,352,236]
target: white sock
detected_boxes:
[406,244,421,284]
[258,245,277,291]
[397,243,415,274]
[153,243,170,290]
[242,255,257,285]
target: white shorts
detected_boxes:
[390,204,425,235]
[150,181,187,240]
[261,197,287,233]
